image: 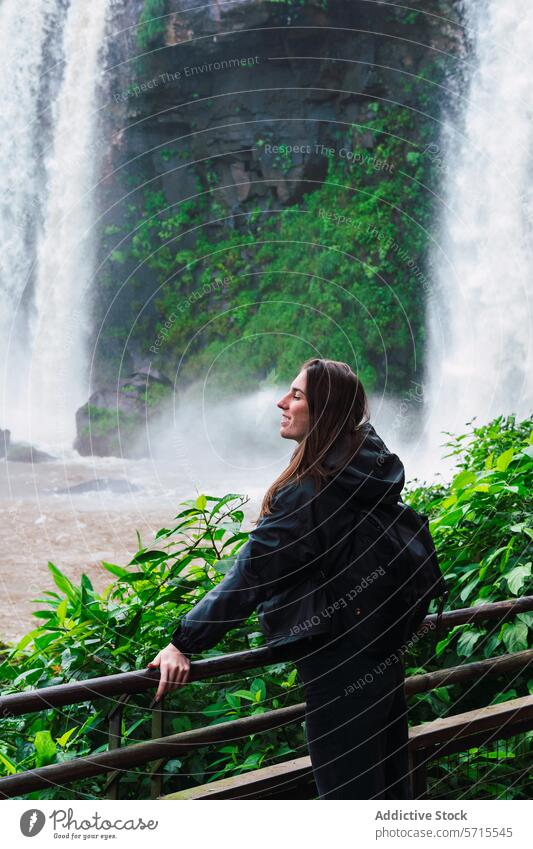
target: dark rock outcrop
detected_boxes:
[0,428,10,459]
[6,442,56,463]
[74,371,172,458]
[94,0,464,386]
[56,478,141,495]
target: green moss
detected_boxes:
[136,0,167,53]
[81,405,141,440]
[99,53,447,392]
[127,91,440,390]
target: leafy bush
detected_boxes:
[406,415,533,663]
[136,0,167,53]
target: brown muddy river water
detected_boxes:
[0,455,270,647]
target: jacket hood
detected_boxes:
[322,421,405,505]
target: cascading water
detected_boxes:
[0,0,63,445]
[0,0,109,452]
[422,0,533,476]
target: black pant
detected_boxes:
[282,633,412,800]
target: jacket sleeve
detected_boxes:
[169,481,320,655]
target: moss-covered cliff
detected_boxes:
[84,0,463,451]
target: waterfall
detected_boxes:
[0,0,62,445]
[422,0,533,475]
[0,0,110,451]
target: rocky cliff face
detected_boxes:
[81,0,464,455]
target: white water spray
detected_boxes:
[422,0,533,476]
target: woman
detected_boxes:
[148,357,412,799]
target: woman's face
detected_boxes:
[277,368,310,443]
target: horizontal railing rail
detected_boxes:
[0,648,531,798]
[2,595,532,718]
[0,650,533,798]
[1,595,532,799]
[158,694,533,801]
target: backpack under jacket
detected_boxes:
[170,423,448,657]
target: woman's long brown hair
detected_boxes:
[255,358,370,521]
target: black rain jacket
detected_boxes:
[170,422,406,657]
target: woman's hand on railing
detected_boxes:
[147,643,190,702]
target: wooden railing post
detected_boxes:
[105,694,129,799]
[408,748,428,800]
[150,698,166,799]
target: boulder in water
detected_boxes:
[6,441,56,463]
[58,477,140,495]
[0,429,10,459]
[74,371,172,458]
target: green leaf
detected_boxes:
[240,753,263,770]
[231,690,256,702]
[459,576,480,603]
[118,572,150,583]
[12,628,42,653]
[123,717,148,738]
[505,563,532,595]
[163,759,182,773]
[451,470,477,491]
[225,692,241,709]
[56,727,78,748]
[221,532,249,550]
[0,752,17,774]
[196,494,207,510]
[129,550,167,565]
[433,508,464,528]
[490,689,518,705]
[501,621,528,653]
[80,572,94,591]
[47,562,77,602]
[101,562,130,579]
[456,629,483,657]
[516,611,533,628]
[115,609,143,640]
[435,632,455,657]
[495,447,514,471]
[207,493,246,520]
[56,598,68,625]
[483,633,502,658]
[250,678,267,701]
[214,557,236,574]
[34,730,57,767]
[171,716,193,733]
[201,703,229,718]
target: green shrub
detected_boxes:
[136,0,168,53]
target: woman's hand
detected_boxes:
[147,643,190,702]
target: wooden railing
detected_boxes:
[1,595,532,800]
